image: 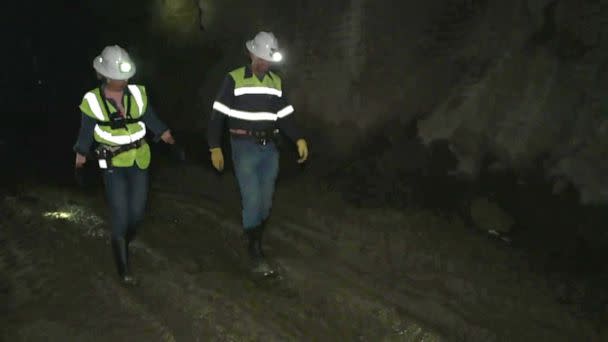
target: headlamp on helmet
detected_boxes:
[270,48,283,62]
[119,62,132,73]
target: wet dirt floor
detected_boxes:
[1,161,606,341]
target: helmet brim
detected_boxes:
[245,40,278,63]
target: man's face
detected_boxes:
[251,55,271,74]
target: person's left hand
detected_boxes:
[161,130,175,145]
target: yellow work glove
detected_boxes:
[296,139,309,164]
[210,147,224,171]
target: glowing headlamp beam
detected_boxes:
[119,62,132,73]
[272,52,283,62]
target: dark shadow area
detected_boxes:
[2,2,98,190]
[322,117,608,327]
[1,1,223,192]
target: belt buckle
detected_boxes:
[254,131,267,146]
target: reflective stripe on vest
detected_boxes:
[84,92,106,121]
[213,101,278,121]
[127,85,144,114]
[234,87,282,97]
[277,105,294,118]
[83,86,145,120]
[213,67,294,122]
[82,85,148,146]
[94,122,147,145]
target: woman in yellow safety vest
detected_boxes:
[73,45,176,285]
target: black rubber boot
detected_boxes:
[125,228,137,246]
[245,227,273,275]
[245,228,259,261]
[111,238,137,286]
[257,220,267,258]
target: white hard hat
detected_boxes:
[93,45,136,80]
[246,32,283,62]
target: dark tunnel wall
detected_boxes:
[204,0,607,205]
[6,0,608,204]
[4,1,104,185]
[193,0,608,204]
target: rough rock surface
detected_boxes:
[470,197,514,233]
[124,0,608,204]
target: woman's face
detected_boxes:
[106,78,128,91]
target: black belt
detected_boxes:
[229,128,279,146]
[95,139,145,160]
[229,128,279,137]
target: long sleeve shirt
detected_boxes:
[207,65,303,149]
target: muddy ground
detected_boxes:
[1,155,607,341]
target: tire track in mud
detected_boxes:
[1,195,178,341]
[90,238,287,340]
[277,220,500,340]
[124,241,298,341]
[267,214,591,341]
[0,200,68,321]
[268,219,471,340]
[93,275,177,342]
[152,192,442,341]
[97,190,322,340]
[141,195,337,340]
[2,192,299,341]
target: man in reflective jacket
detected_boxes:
[207,32,309,275]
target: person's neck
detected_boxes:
[105,86,124,93]
[251,64,266,79]
[103,82,125,92]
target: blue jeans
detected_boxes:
[230,137,279,230]
[102,165,149,241]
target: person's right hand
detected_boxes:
[296,139,309,164]
[75,153,87,168]
[210,148,224,171]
